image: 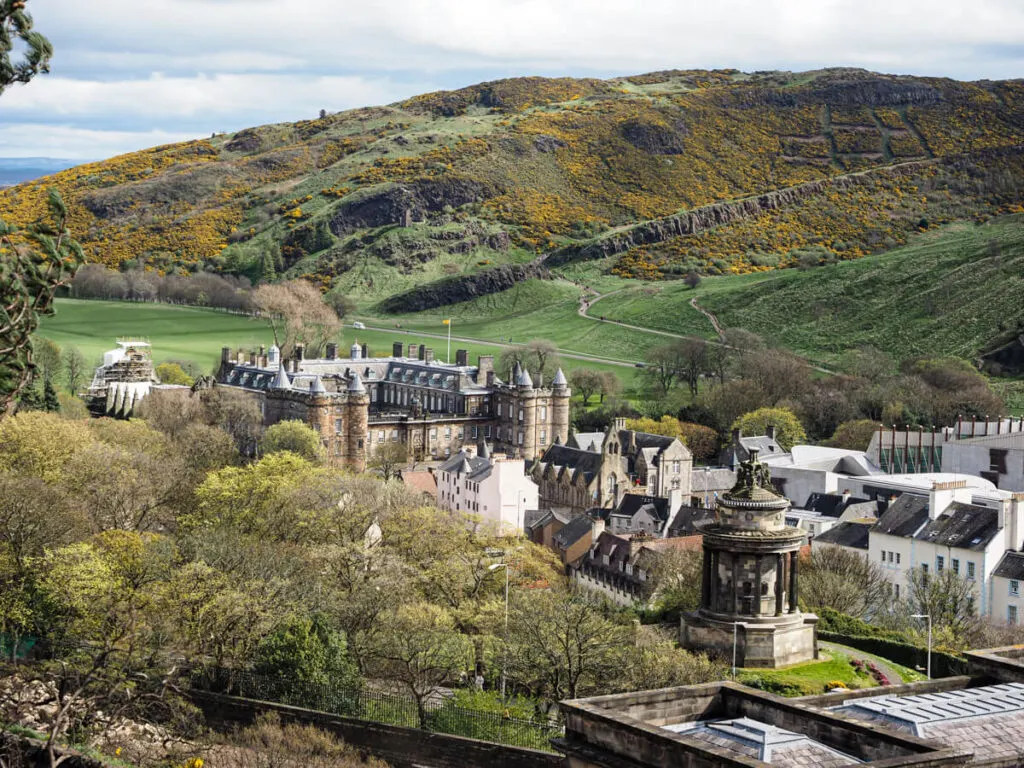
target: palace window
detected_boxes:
[1010,605,1018,625]
[967,561,976,580]
[952,558,960,574]
[936,556,944,572]
[1011,580,1020,597]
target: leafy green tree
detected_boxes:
[570,368,603,407]
[731,407,807,451]
[824,419,879,450]
[1,188,84,416]
[1,1,53,93]
[155,361,194,386]
[262,419,325,463]
[62,345,88,394]
[625,415,684,440]
[32,336,60,385]
[367,439,407,481]
[0,410,94,482]
[41,377,58,411]
[255,613,358,688]
[678,422,718,462]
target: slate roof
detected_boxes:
[525,507,571,532]
[553,516,596,551]
[804,492,872,518]
[916,502,999,551]
[875,495,1000,552]
[814,521,873,550]
[438,450,492,481]
[536,444,603,482]
[875,495,930,537]
[667,505,714,537]
[834,683,1024,763]
[568,432,605,452]
[993,551,1024,581]
[665,718,861,766]
[613,494,670,524]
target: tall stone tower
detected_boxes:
[682,449,817,668]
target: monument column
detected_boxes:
[788,551,799,613]
[775,554,785,616]
[753,555,763,617]
[731,553,741,614]
[701,547,712,609]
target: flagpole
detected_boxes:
[446,319,451,363]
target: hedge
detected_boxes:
[818,631,967,678]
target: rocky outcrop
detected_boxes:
[224,129,263,154]
[547,159,936,265]
[620,118,688,154]
[378,263,549,313]
[329,177,498,235]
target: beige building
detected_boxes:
[216,341,571,472]
[530,418,693,516]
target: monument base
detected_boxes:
[682,611,818,669]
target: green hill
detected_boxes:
[592,214,1024,367]
[2,68,1022,306]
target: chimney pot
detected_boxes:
[424,348,434,363]
[408,343,418,358]
[456,349,468,366]
[294,343,304,361]
[419,346,426,361]
[326,342,338,360]
[362,343,369,359]
[393,341,404,358]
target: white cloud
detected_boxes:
[0,124,199,159]
[4,0,1023,157]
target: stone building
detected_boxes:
[529,418,693,516]
[84,339,169,417]
[683,449,817,668]
[215,340,571,472]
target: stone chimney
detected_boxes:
[455,349,468,366]
[1005,493,1024,550]
[393,341,404,358]
[418,345,426,361]
[766,424,777,441]
[424,348,434,363]
[928,480,970,520]
[326,342,338,360]
[221,346,232,364]
[249,351,257,365]
[294,343,304,362]
[408,343,419,358]
[362,343,369,359]
[613,417,626,433]
[477,355,494,384]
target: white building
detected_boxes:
[991,551,1024,626]
[436,442,539,533]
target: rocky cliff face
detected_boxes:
[377,262,548,313]
[547,158,938,265]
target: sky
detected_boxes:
[2,0,1023,159]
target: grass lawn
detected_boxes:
[591,214,1024,367]
[738,643,925,697]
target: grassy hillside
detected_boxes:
[593,214,1024,366]
[2,68,1022,306]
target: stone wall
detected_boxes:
[190,690,562,768]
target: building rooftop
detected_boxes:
[834,683,1024,763]
[993,551,1024,581]
[552,515,596,551]
[666,717,862,766]
[814,521,873,550]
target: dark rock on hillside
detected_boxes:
[533,135,568,153]
[725,74,943,109]
[82,164,237,219]
[282,219,335,264]
[620,118,687,154]
[983,334,1024,375]
[378,263,548,313]
[225,129,263,154]
[329,177,498,235]
[547,158,937,265]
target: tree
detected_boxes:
[507,589,628,701]
[62,346,88,394]
[1,1,54,96]
[683,270,701,289]
[800,547,889,618]
[327,292,357,319]
[731,407,807,451]
[254,613,358,689]
[1,190,84,416]
[678,422,718,462]
[41,377,58,412]
[625,415,684,440]
[696,379,769,433]
[620,628,725,693]
[570,368,603,407]
[646,547,703,619]
[367,440,408,482]
[903,565,981,645]
[262,419,325,464]
[32,337,60,386]
[0,411,94,482]
[739,347,811,405]
[598,371,620,403]
[365,602,473,727]
[824,419,879,451]
[155,361,194,386]
[252,280,340,357]
[499,340,560,383]
[643,342,682,396]
[677,339,708,396]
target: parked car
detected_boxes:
[352,321,366,329]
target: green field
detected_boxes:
[36,299,644,391]
[591,214,1024,367]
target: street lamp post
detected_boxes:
[912,613,932,679]
[489,562,510,699]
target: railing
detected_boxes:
[187,667,563,753]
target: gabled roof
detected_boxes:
[994,551,1024,581]
[628,431,676,450]
[916,502,999,551]
[814,521,873,550]
[568,432,605,453]
[667,505,714,537]
[553,516,595,550]
[438,450,493,481]
[614,494,670,524]
[875,495,930,537]
[538,444,603,482]
[803,491,871,518]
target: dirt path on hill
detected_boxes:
[689,296,725,341]
[819,640,907,685]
